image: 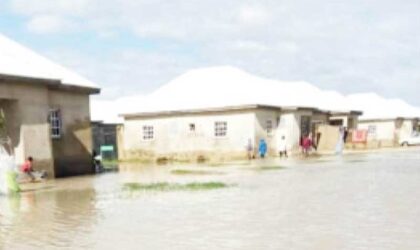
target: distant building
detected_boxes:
[117,66,362,161]
[0,34,100,177]
[358,118,419,147]
[119,105,359,161]
[347,93,420,148]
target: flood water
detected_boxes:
[1,149,420,250]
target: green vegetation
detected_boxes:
[253,166,286,171]
[122,182,230,192]
[208,161,251,167]
[170,169,224,175]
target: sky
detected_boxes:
[0,0,419,105]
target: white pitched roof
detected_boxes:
[0,33,97,88]
[130,66,354,113]
[92,66,420,123]
[347,93,420,120]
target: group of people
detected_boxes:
[246,136,289,160]
[246,133,317,159]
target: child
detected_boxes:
[21,156,35,181]
[258,139,267,158]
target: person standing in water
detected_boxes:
[278,135,288,158]
[246,138,254,160]
[258,139,267,158]
[302,135,312,156]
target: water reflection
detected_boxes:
[1,149,420,249]
[1,177,99,249]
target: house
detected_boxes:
[347,93,420,148]
[0,33,100,177]
[120,105,335,162]
[118,66,361,161]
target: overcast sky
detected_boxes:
[1,0,419,105]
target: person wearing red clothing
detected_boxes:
[302,135,312,156]
[21,156,35,181]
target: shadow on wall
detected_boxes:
[52,120,93,178]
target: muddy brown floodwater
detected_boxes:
[1,149,420,250]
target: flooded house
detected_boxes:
[120,105,336,161]
[348,93,420,148]
[0,33,100,177]
[118,66,361,161]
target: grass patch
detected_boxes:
[254,166,286,171]
[170,169,224,175]
[123,182,230,192]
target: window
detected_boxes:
[189,123,196,132]
[142,125,154,140]
[266,120,273,136]
[214,121,227,137]
[367,125,376,135]
[49,109,62,139]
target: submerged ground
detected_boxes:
[1,149,420,250]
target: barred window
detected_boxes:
[189,123,196,132]
[49,109,62,139]
[214,121,227,137]
[368,125,376,134]
[266,120,273,135]
[142,125,154,140]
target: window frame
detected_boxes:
[49,109,62,139]
[367,125,377,135]
[214,121,228,138]
[142,125,154,141]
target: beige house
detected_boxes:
[0,34,100,177]
[119,105,358,162]
[358,118,419,147]
[116,66,363,161]
[346,93,420,148]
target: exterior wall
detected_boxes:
[348,115,359,130]
[122,110,257,162]
[330,115,347,127]
[254,108,280,156]
[116,124,125,160]
[358,120,396,147]
[48,90,93,177]
[359,119,416,146]
[0,82,94,177]
[277,112,301,153]
[398,120,414,141]
[121,108,339,160]
[330,114,359,130]
[312,112,329,124]
[1,83,55,177]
